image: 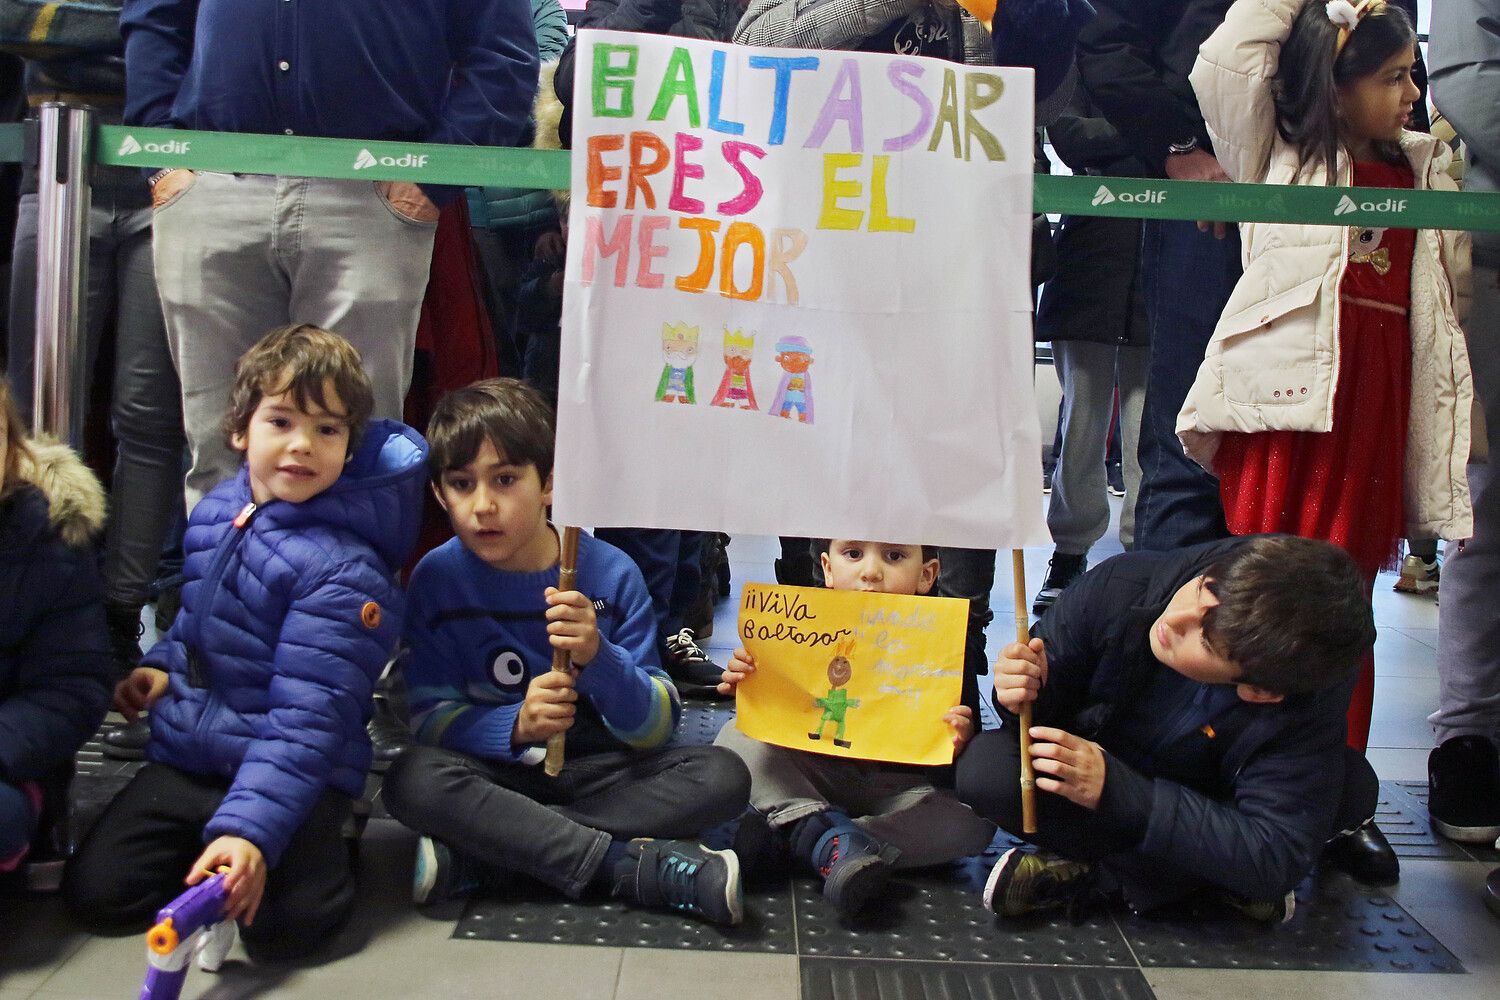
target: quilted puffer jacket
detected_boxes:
[1177,0,1474,541]
[0,439,111,786]
[144,420,427,867]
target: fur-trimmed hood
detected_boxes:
[533,59,569,210]
[13,437,106,548]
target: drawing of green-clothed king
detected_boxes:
[655,322,700,403]
[809,640,859,748]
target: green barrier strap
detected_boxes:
[94,125,572,191]
[0,122,25,165]
[83,124,1500,233]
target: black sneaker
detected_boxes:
[810,823,892,916]
[612,839,743,926]
[1429,735,1500,843]
[982,847,1095,918]
[663,628,731,700]
[1032,552,1087,616]
[368,692,413,770]
[101,719,150,760]
[1106,460,1126,497]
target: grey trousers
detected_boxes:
[7,173,185,607]
[1432,263,1500,743]
[150,172,437,507]
[1048,340,1148,553]
[715,722,995,869]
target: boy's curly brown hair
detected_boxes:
[224,325,374,452]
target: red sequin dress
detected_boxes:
[1215,160,1416,750]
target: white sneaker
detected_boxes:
[1393,555,1440,595]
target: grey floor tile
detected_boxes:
[1374,628,1439,679]
[1368,675,1440,749]
[726,535,783,563]
[1394,627,1440,651]
[1371,583,1440,630]
[614,948,798,1000]
[1146,969,1496,1000]
[1368,748,1431,783]
[0,896,90,994]
[1390,859,1500,973]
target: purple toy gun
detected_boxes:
[138,870,235,1000]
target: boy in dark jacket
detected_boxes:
[381,379,751,924]
[63,326,428,958]
[958,535,1381,920]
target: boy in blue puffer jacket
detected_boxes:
[63,325,428,959]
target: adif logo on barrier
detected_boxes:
[353,148,430,170]
[117,134,191,157]
[1093,184,1166,207]
[1336,194,1408,216]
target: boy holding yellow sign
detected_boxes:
[716,540,995,916]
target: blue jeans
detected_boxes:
[593,528,705,645]
[1132,219,1239,552]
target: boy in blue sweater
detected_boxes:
[382,379,751,924]
[63,326,428,958]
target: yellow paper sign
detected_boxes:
[734,584,969,766]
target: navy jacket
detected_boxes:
[0,444,112,788]
[120,0,541,203]
[1023,538,1355,903]
[144,420,427,867]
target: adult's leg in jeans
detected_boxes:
[933,547,994,713]
[1132,220,1237,551]
[151,172,291,509]
[62,763,218,929]
[1048,340,1115,555]
[287,178,437,423]
[104,201,185,607]
[244,789,355,959]
[6,193,41,418]
[382,745,612,898]
[666,530,705,635]
[1116,345,1149,549]
[1432,263,1500,743]
[594,527,681,644]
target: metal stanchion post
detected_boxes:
[31,103,93,439]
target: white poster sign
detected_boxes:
[554,30,1047,549]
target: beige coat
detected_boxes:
[1178,0,1474,540]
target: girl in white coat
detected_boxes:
[1180,0,1473,754]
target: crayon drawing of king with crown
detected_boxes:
[809,638,860,749]
[655,322,700,404]
[711,328,758,410]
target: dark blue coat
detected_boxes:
[144,420,427,867]
[1025,538,1356,907]
[0,445,112,787]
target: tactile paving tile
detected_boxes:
[793,857,1133,966]
[455,879,798,953]
[800,958,1158,1000]
[672,702,735,747]
[1393,780,1500,863]
[1120,870,1463,973]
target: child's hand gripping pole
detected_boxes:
[544,526,582,777]
[139,870,235,1000]
[1011,550,1038,834]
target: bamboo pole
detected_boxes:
[1011,550,1037,834]
[544,526,582,778]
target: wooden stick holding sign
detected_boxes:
[544,526,582,778]
[1012,550,1037,833]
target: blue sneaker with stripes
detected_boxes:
[612,839,743,926]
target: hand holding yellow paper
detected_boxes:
[734,584,969,766]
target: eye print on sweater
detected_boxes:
[488,647,531,693]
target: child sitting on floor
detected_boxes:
[381,378,752,925]
[716,539,996,916]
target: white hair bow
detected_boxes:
[1325,0,1363,30]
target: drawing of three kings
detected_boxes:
[654,322,814,423]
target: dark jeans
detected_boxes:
[61,763,354,958]
[383,744,750,898]
[0,780,36,863]
[1132,219,1238,552]
[957,728,1380,911]
[7,168,186,607]
[594,528,706,644]
[934,547,995,715]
